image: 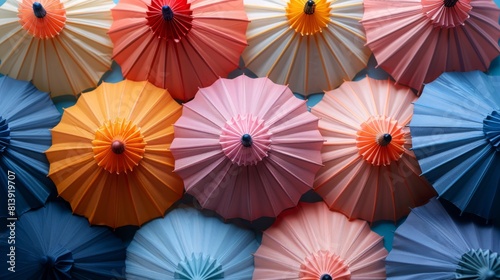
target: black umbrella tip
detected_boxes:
[33,2,47,18]
[162,5,174,21]
[241,133,252,147]
[304,0,316,14]
[320,274,333,280]
[377,133,392,146]
[111,140,125,154]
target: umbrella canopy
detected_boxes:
[0,201,126,279]
[361,0,500,91]
[0,76,60,218]
[108,0,249,102]
[45,79,184,228]
[170,75,324,221]
[253,202,388,279]
[0,0,115,97]
[386,198,500,279]
[311,77,436,223]
[241,0,371,97]
[410,71,500,220]
[126,206,259,279]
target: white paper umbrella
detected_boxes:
[242,0,370,96]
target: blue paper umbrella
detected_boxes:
[126,207,259,279]
[0,76,60,218]
[0,201,126,279]
[386,198,500,279]
[410,71,500,220]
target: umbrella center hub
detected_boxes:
[421,0,472,28]
[220,114,272,166]
[286,0,332,35]
[356,116,406,166]
[456,249,500,280]
[299,250,351,279]
[146,0,193,41]
[92,118,147,174]
[0,117,11,153]
[19,0,67,39]
[40,248,74,279]
[174,253,224,279]
[483,110,500,152]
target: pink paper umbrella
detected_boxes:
[170,75,324,221]
[361,0,500,91]
[253,202,388,279]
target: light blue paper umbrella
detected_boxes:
[0,76,60,218]
[0,201,126,279]
[386,198,500,279]
[410,71,500,220]
[126,207,259,279]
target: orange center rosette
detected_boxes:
[286,0,331,35]
[299,250,351,280]
[92,118,147,174]
[146,0,193,41]
[18,0,66,39]
[356,116,406,166]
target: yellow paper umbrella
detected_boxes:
[46,80,184,228]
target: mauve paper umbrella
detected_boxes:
[108,0,249,102]
[242,0,370,96]
[0,76,60,218]
[253,202,388,279]
[170,75,324,221]
[361,0,500,91]
[410,71,500,220]
[0,201,126,279]
[386,198,500,279]
[0,0,115,97]
[45,79,184,228]
[311,77,436,223]
[126,206,259,279]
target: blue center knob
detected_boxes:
[320,274,333,280]
[33,2,47,18]
[241,134,252,147]
[162,5,174,21]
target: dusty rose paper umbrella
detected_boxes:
[311,77,436,223]
[170,75,324,221]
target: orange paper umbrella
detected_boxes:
[108,0,249,102]
[45,80,184,228]
[0,0,115,97]
[311,77,436,223]
[253,202,388,279]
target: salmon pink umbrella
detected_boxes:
[311,77,436,223]
[108,0,249,102]
[45,79,184,228]
[361,0,500,91]
[253,202,388,279]
[170,75,324,221]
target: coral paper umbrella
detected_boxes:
[0,0,115,97]
[253,202,388,279]
[0,201,126,279]
[361,0,500,91]
[311,77,436,223]
[170,75,324,221]
[108,0,249,102]
[126,206,259,279]
[386,198,500,279]
[241,0,370,97]
[410,71,500,220]
[0,76,60,218]
[45,79,184,228]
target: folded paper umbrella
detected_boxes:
[241,0,371,97]
[361,0,500,91]
[170,75,324,221]
[0,0,115,97]
[126,206,259,279]
[108,0,249,102]
[410,71,500,220]
[45,79,184,228]
[253,202,388,279]
[0,201,126,279]
[386,198,500,279]
[0,76,60,218]
[311,77,436,223]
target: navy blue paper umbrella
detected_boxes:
[0,201,126,279]
[126,206,259,279]
[386,198,500,279]
[410,71,500,220]
[0,76,60,218]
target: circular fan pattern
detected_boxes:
[299,250,351,280]
[18,0,67,38]
[146,0,193,41]
[421,0,472,28]
[483,110,500,152]
[0,117,10,153]
[174,253,224,279]
[456,249,500,279]
[286,0,332,35]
